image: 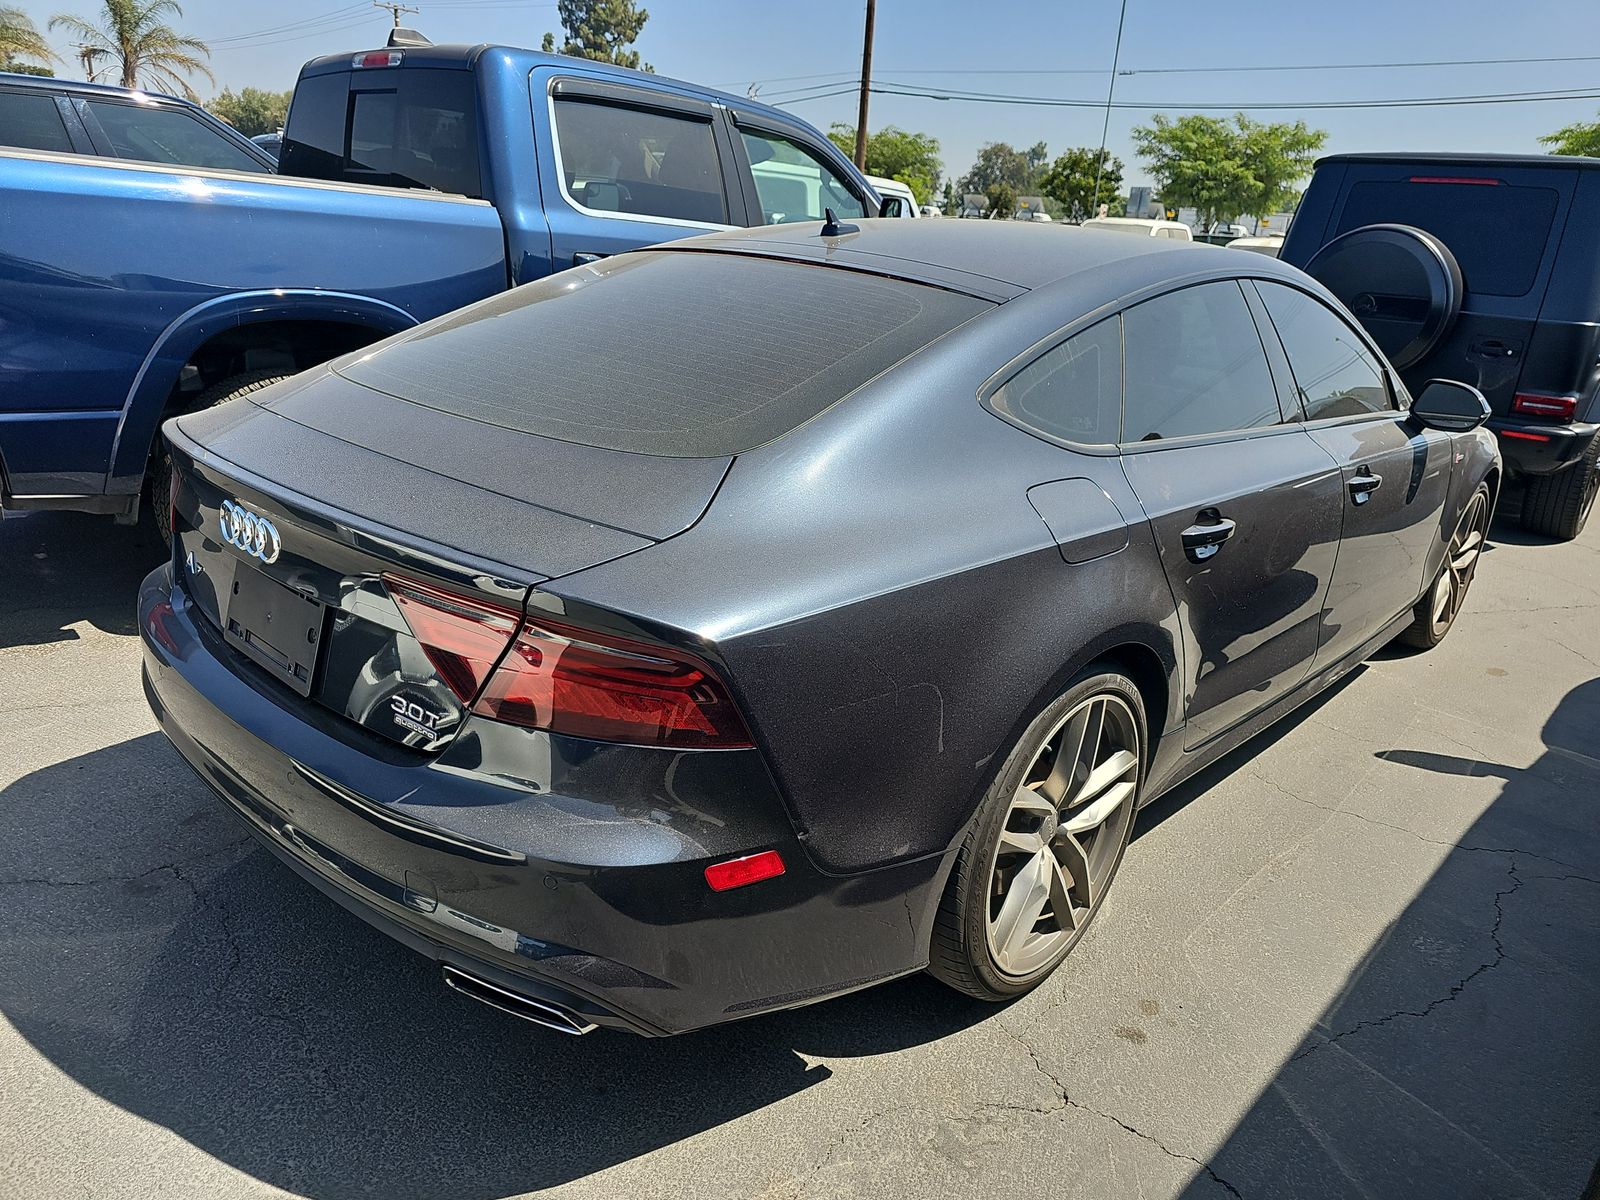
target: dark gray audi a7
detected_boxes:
[140,219,1500,1035]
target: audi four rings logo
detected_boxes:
[219,499,281,564]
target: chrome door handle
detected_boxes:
[1348,470,1383,505]
[1180,512,1237,563]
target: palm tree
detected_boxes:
[49,0,212,100]
[1,6,58,69]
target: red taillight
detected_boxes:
[353,50,402,68]
[1408,175,1502,186]
[1512,392,1579,421]
[1500,429,1553,442]
[704,851,786,892]
[385,575,752,750]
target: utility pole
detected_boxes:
[852,0,875,170]
[373,1,419,27]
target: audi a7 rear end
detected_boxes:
[140,220,1496,1034]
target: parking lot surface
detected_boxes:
[1,500,1597,1200]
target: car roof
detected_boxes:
[296,43,806,124]
[1317,151,1600,172]
[0,70,198,107]
[655,218,1292,297]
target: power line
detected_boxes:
[776,81,1600,112]
[1092,0,1130,211]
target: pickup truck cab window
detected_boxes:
[1255,281,1395,420]
[739,128,867,224]
[551,96,727,225]
[83,99,268,172]
[0,90,75,153]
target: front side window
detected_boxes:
[1256,281,1394,420]
[991,317,1123,446]
[740,129,866,224]
[84,100,267,172]
[553,98,727,224]
[1121,281,1284,442]
[0,91,74,153]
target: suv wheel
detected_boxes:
[1521,434,1600,541]
[929,670,1145,1001]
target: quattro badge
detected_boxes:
[219,498,281,564]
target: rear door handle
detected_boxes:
[1348,470,1383,505]
[1180,511,1237,563]
[573,252,606,266]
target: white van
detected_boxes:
[865,174,918,218]
[1078,217,1193,241]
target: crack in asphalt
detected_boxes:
[0,835,252,889]
[1293,861,1522,1064]
[1245,767,1594,877]
[1001,1028,1245,1198]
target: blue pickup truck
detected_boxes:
[0,39,887,529]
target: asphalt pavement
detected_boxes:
[1,496,1597,1200]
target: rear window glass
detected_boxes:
[86,100,267,172]
[280,68,479,196]
[553,98,727,224]
[0,91,74,153]
[336,252,991,456]
[1336,179,1559,297]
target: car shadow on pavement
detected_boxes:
[0,730,993,1200]
[1172,677,1600,1199]
[0,509,165,649]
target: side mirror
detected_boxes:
[879,196,904,219]
[1410,379,1490,432]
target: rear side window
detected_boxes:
[336,252,991,456]
[740,129,867,224]
[85,100,267,172]
[1121,281,1284,442]
[1336,178,1558,297]
[991,318,1122,445]
[1256,282,1394,419]
[552,98,727,224]
[280,68,480,196]
[0,91,74,153]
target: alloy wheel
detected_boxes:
[984,692,1141,978]
[1429,489,1489,638]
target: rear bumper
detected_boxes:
[1487,418,1599,475]
[139,563,943,1035]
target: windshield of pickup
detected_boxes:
[279,67,481,197]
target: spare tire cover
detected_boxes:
[1302,223,1464,370]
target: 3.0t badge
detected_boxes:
[219,498,281,564]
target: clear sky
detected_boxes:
[17,0,1600,190]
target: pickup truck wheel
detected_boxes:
[1520,435,1600,542]
[151,371,289,544]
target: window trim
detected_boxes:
[1247,277,1403,426]
[543,78,738,232]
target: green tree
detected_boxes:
[959,142,1030,199]
[985,180,1017,221]
[1540,114,1600,157]
[827,123,941,205]
[1037,147,1124,222]
[1,5,57,71]
[1132,112,1325,229]
[541,0,651,72]
[940,178,956,215]
[206,86,291,137]
[50,0,212,100]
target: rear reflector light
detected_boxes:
[353,50,403,68]
[704,851,786,892]
[1512,392,1579,420]
[1408,175,1501,186]
[385,575,752,750]
[1500,429,1553,442]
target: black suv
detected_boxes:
[1282,153,1600,539]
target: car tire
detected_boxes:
[928,668,1146,1002]
[1398,481,1492,650]
[1520,435,1600,542]
[150,371,290,544]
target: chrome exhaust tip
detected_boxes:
[441,965,598,1035]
